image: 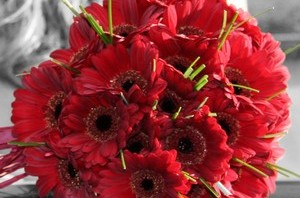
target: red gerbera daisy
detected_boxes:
[224,158,277,198]
[75,37,166,107]
[60,93,142,167]
[198,89,278,159]
[98,149,189,197]
[159,106,232,182]
[11,65,73,141]
[23,134,97,198]
[223,32,290,100]
[50,16,103,71]
[157,64,204,115]
[86,1,163,42]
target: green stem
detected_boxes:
[285,43,300,55]
[218,12,239,50]
[152,100,158,110]
[197,97,209,110]
[51,59,81,74]
[194,75,208,91]
[61,0,79,16]
[172,107,182,120]
[234,7,274,30]
[79,5,111,44]
[182,171,197,183]
[261,131,287,139]
[228,83,260,93]
[120,149,127,170]
[199,177,220,198]
[8,141,46,147]
[108,0,113,42]
[266,89,286,101]
[266,163,300,178]
[218,10,228,39]
[233,157,268,177]
[183,57,200,79]
[189,64,206,81]
[120,92,129,105]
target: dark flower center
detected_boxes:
[158,90,181,114]
[58,160,81,189]
[54,103,62,120]
[142,179,154,191]
[85,107,120,142]
[126,132,150,153]
[188,184,208,197]
[164,56,191,73]
[113,24,137,37]
[166,126,207,165]
[217,112,240,146]
[112,70,148,93]
[96,114,112,131]
[178,26,203,36]
[178,137,193,154]
[131,169,164,197]
[45,91,66,129]
[67,163,77,178]
[225,67,251,96]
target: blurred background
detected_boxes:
[0,0,299,193]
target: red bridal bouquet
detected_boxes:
[0,0,296,197]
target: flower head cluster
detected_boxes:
[0,0,293,197]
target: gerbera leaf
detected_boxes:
[227,83,260,93]
[8,141,46,147]
[79,5,111,44]
[61,0,79,16]
[266,163,300,178]
[189,64,206,81]
[108,0,113,43]
[233,157,268,177]
[199,177,220,198]
[218,11,239,50]
[119,149,127,170]
[183,57,200,79]
[194,75,208,91]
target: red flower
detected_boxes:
[86,1,163,42]
[199,89,278,159]
[98,149,189,197]
[224,160,277,198]
[11,65,73,141]
[50,16,103,71]
[224,32,290,100]
[159,106,232,182]
[75,37,166,107]
[60,93,142,167]
[24,146,97,198]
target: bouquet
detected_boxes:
[0,0,298,197]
